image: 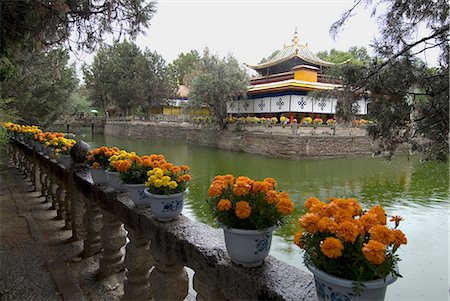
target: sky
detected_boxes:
[72,0,439,77]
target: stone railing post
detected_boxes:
[97,210,126,279]
[122,226,152,301]
[68,140,90,241]
[193,272,226,301]
[55,178,66,220]
[82,196,102,258]
[149,240,188,300]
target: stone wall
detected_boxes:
[104,121,376,159]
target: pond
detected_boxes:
[82,132,448,301]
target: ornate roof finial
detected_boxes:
[292,27,299,45]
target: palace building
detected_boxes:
[226,30,368,122]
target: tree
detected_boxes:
[168,50,200,85]
[83,41,148,115]
[259,50,280,64]
[84,41,175,115]
[317,47,370,65]
[143,50,177,111]
[189,50,249,128]
[325,0,449,161]
[1,0,156,124]
[0,49,78,126]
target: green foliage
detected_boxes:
[0,0,156,56]
[1,49,78,126]
[83,41,175,115]
[259,50,281,64]
[119,162,151,184]
[168,50,200,85]
[317,47,370,66]
[324,0,449,161]
[189,50,249,128]
[67,86,93,116]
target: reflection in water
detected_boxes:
[87,133,448,301]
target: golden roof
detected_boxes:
[246,28,335,70]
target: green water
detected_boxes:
[85,132,449,301]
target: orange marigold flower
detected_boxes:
[336,220,360,243]
[217,199,232,211]
[265,190,279,204]
[362,240,386,265]
[299,213,321,234]
[233,180,252,196]
[235,201,252,219]
[171,166,182,174]
[368,205,387,225]
[208,181,226,197]
[180,165,189,171]
[390,229,407,248]
[305,197,322,210]
[369,225,392,245]
[360,213,379,232]
[251,181,270,194]
[320,237,344,259]
[318,217,336,233]
[263,177,276,188]
[390,215,404,228]
[92,162,101,169]
[178,174,192,182]
[276,198,294,216]
[293,231,303,247]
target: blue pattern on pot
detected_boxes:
[254,232,271,255]
[144,189,185,221]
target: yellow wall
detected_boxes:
[294,68,318,82]
[162,106,209,116]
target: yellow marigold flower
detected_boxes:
[368,205,387,225]
[294,230,303,248]
[154,179,163,188]
[154,169,164,178]
[362,240,386,265]
[369,225,393,245]
[92,162,101,169]
[217,199,232,211]
[276,198,294,216]
[320,237,344,259]
[336,220,360,243]
[390,229,407,248]
[235,201,252,219]
[147,175,157,183]
[168,181,178,189]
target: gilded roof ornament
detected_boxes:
[292,27,299,45]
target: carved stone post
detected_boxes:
[70,189,86,241]
[193,273,226,301]
[82,197,102,258]
[63,188,72,230]
[49,172,58,210]
[39,165,47,199]
[55,182,66,220]
[68,140,90,242]
[97,211,126,279]
[122,227,152,301]
[149,242,188,300]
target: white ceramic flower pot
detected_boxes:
[125,183,150,208]
[306,262,398,301]
[58,154,72,169]
[89,167,109,185]
[222,226,275,267]
[106,170,125,191]
[144,189,185,221]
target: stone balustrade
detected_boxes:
[8,138,317,301]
